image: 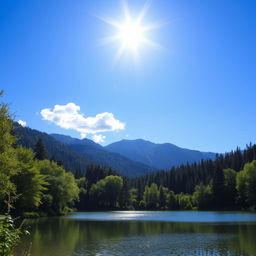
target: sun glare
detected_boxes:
[119,21,144,50]
[99,0,163,61]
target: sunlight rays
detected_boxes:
[98,0,163,61]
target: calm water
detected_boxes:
[15,211,256,256]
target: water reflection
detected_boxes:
[15,212,256,256]
[66,211,256,223]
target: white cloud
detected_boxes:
[92,134,106,143]
[18,120,27,127]
[40,103,125,138]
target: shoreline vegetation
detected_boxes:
[1,90,256,253]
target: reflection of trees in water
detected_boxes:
[15,218,256,256]
[228,224,256,256]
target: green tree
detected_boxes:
[223,168,237,208]
[103,176,123,208]
[192,183,212,209]
[38,160,79,215]
[143,183,159,209]
[159,185,168,209]
[177,193,192,210]
[89,175,123,209]
[89,183,104,208]
[0,91,18,213]
[237,161,256,209]
[244,161,256,207]
[129,188,138,209]
[119,177,130,209]
[34,138,47,160]
[212,165,225,209]
[236,169,247,208]
[167,190,178,210]
[13,147,47,214]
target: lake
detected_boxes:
[15,211,256,256]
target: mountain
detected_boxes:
[14,126,155,177]
[105,139,216,170]
[14,125,215,177]
[14,125,90,173]
[51,133,103,150]
[51,134,156,177]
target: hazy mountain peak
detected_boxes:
[105,139,216,170]
[51,133,103,149]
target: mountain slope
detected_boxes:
[14,126,156,177]
[51,134,103,150]
[105,139,216,170]
[51,134,156,177]
[14,125,90,173]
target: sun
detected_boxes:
[99,0,163,61]
[119,21,144,51]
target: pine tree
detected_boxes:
[119,177,130,209]
[212,164,225,209]
[159,185,166,208]
[34,138,47,160]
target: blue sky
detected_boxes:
[1,0,256,152]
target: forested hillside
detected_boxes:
[71,140,256,211]
[130,145,256,195]
[14,127,156,177]
[14,125,90,174]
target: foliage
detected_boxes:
[159,185,168,209]
[0,216,29,256]
[37,160,80,215]
[223,168,237,208]
[236,160,256,209]
[131,144,256,195]
[89,175,123,209]
[0,92,80,216]
[13,147,47,213]
[143,183,159,209]
[119,177,130,209]
[0,92,18,213]
[192,184,213,209]
[13,125,88,175]
[212,165,225,208]
[73,158,256,211]
[166,190,178,210]
[176,193,193,210]
[34,139,47,160]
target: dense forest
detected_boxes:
[75,155,256,211]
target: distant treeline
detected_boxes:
[74,140,256,211]
[131,145,256,194]
[75,158,256,211]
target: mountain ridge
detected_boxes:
[105,138,216,169]
[13,125,156,177]
[14,124,216,177]
[51,133,216,170]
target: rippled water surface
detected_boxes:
[15,211,256,256]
